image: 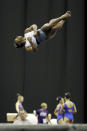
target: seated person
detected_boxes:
[36,102,50,124]
[13,110,29,124]
[47,113,57,125]
[14,109,37,124]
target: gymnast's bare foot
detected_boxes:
[66,11,71,17]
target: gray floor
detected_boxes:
[0,124,87,131]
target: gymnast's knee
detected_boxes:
[49,19,56,24]
[41,23,50,30]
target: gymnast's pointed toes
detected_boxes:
[66,11,71,17]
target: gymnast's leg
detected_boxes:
[42,20,65,39]
[41,11,71,31]
[52,20,65,30]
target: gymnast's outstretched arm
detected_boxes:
[73,104,77,114]
[54,105,59,117]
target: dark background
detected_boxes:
[0,0,85,123]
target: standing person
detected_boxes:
[15,93,24,113]
[54,97,65,124]
[14,11,71,52]
[60,92,77,124]
[36,102,49,124]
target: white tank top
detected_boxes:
[24,31,38,48]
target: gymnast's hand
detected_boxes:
[34,31,38,37]
[25,46,33,52]
[27,37,37,52]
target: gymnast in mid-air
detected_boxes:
[14,11,71,52]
